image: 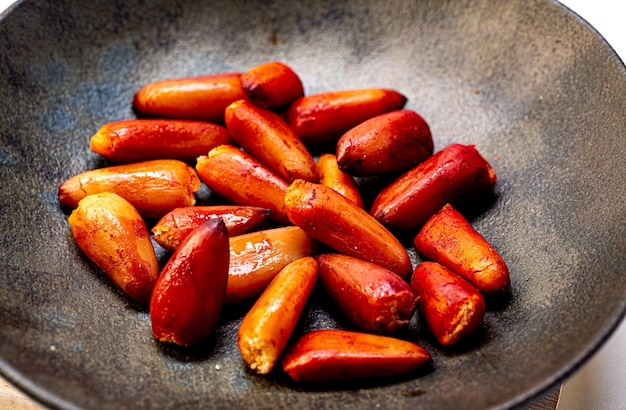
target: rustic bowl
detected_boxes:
[1,0,624,409]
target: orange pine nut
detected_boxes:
[195,145,291,224]
[281,329,431,382]
[150,219,230,346]
[58,159,201,218]
[224,99,318,182]
[317,253,416,334]
[90,119,232,162]
[151,205,270,251]
[413,204,509,295]
[132,72,247,123]
[237,256,318,374]
[370,143,497,232]
[336,109,433,176]
[411,261,485,345]
[285,179,411,278]
[226,226,315,304]
[68,192,159,303]
[285,88,407,144]
[241,61,304,109]
[316,153,363,208]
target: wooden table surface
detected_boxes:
[1,376,45,410]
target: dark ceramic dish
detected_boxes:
[1,0,625,409]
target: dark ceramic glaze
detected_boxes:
[0,0,624,409]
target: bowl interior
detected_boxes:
[0,0,625,409]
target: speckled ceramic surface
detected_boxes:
[0,0,625,409]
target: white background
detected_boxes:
[0,0,624,409]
